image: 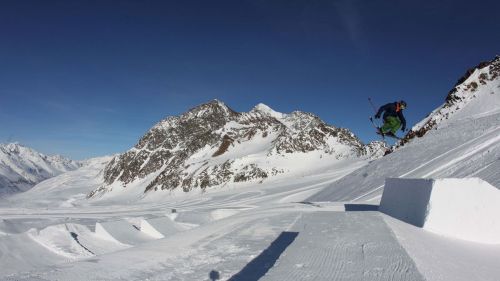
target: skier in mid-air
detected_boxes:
[374,100,407,138]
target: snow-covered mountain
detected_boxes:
[401,55,499,145]
[311,56,500,202]
[0,143,81,196]
[90,101,385,197]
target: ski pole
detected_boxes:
[368,98,382,128]
[368,97,378,114]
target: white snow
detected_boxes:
[0,143,81,196]
[384,214,500,281]
[251,103,286,120]
[380,178,500,244]
[95,220,156,246]
[139,216,188,239]
[28,224,95,259]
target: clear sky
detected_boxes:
[1,0,499,160]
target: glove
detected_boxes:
[374,113,381,119]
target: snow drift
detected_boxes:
[380,178,500,244]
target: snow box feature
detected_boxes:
[380,178,500,244]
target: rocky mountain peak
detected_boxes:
[90,101,385,198]
[399,55,499,146]
[183,99,238,120]
[3,142,30,154]
[251,103,285,119]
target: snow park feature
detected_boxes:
[380,178,500,244]
[95,220,157,246]
[139,216,188,239]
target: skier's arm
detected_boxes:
[375,103,390,118]
[398,111,407,131]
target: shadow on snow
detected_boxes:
[344,204,379,212]
[228,231,299,281]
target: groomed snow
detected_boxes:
[380,178,500,244]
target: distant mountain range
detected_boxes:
[0,143,81,196]
[89,101,386,197]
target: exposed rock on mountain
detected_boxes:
[90,101,385,197]
[400,56,500,145]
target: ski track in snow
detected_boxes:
[260,212,424,281]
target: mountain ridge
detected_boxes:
[400,55,499,145]
[0,143,81,196]
[90,102,385,198]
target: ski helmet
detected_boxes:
[399,100,407,109]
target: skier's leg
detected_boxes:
[380,117,394,133]
[381,116,401,134]
[388,117,401,134]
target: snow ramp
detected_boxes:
[95,220,157,246]
[380,178,500,244]
[139,216,187,239]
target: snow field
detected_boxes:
[380,178,500,244]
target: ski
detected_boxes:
[370,117,402,140]
[376,130,401,140]
[369,117,385,140]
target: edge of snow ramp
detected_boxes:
[139,216,187,239]
[380,177,500,244]
[95,220,156,246]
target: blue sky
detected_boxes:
[1,0,499,160]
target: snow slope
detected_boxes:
[0,143,81,196]
[3,156,112,208]
[309,56,500,202]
